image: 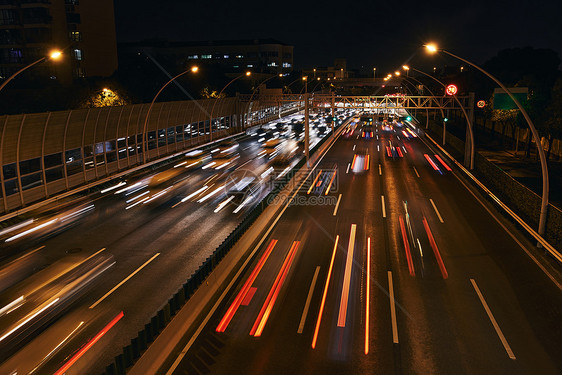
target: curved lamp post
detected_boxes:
[404,65,475,170]
[209,71,251,142]
[142,65,199,164]
[0,50,62,94]
[425,43,549,237]
[245,74,282,128]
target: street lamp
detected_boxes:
[209,71,251,141]
[405,65,475,170]
[373,67,376,79]
[142,65,199,163]
[0,49,62,94]
[402,65,409,77]
[424,43,549,237]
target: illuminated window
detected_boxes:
[267,62,278,67]
[247,64,253,67]
[188,55,198,59]
[201,54,211,59]
[73,48,83,60]
[283,62,292,68]
[69,31,81,41]
[235,54,244,59]
[223,54,229,59]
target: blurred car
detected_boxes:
[181,150,212,169]
[211,141,240,170]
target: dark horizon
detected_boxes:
[116,1,562,73]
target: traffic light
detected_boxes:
[333,117,337,122]
[369,118,372,122]
[406,116,412,121]
[443,117,449,122]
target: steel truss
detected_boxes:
[239,94,470,111]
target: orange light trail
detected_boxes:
[364,154,370,170]
[399,216,415,276]
[216,239,278,332]
[422,217,448,279]
[312,235,339,349]
[386,146,392,157]
[434,154,452,171]
[424,154,441,172]
[54,311,124,375]
[351,155,358,170]
[325,170,337,195]
[365,237,371,355]
[251,241,300,336]
[307,170,323,194]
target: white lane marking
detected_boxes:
[337,224,357,327]
[89,253,160,309]
[388,271,399,343]
[413,166,420,178]
[333,194,342,216]
[470,279,516,360]
[377,145,380,152]
[429,198,444,223]
[298,266,320,334]
[381,195,386,218]
[379,164,382,176]
[346,163,350,174]
[353,144,356,151]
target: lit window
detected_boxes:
[235,54,244,59]
[188,55,198,59]
[69,31,81,41]
[73,48,83,60]
[223,55,229,59]
[247,64,253,67]
[283,62,292,68]
[201,54,211,59]
[267,62,278,67]
[233,65,239,68]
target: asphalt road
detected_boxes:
[0,112,337,375]
[170,120,562,375]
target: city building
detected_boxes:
[119,38,294,75]
[0,0,118,85]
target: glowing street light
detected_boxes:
[0,49,63,94]
[424,42,550,238]
[424,43,438,53]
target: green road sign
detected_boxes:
[493,88,528,110]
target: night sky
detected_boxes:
[115,1,562,73]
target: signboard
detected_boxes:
[493,87,528,110]
[445,84,458,96]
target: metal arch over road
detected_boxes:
[240,94,471,111]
